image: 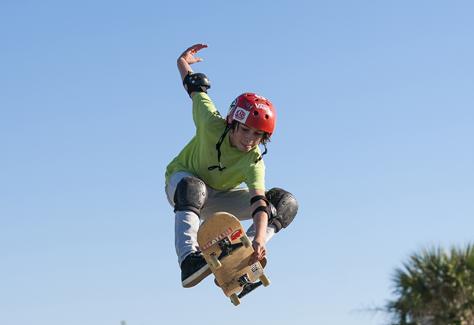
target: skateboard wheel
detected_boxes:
[259,274,270,287]
[210,254,222,269]
[241,236,251,248]
[230,293,240,306]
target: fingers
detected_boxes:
[178,43,207,61]
[189,43,208,52]
[249,248,266,265]
[178,44,208,65]
[249,252,260,265]
[187,43,208,56]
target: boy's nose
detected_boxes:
[243,136,254,144]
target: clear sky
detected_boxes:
[1,1,473,324]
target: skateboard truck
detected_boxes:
[207,237,246,270]
[217,237,243,260]
[237,274,263,298]
[238,274,251,286]
[238,281,263,299]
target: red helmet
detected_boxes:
[226,93,276,136]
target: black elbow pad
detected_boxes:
[183,72,211,96]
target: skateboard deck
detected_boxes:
[197,212,270,306]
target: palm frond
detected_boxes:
[385,243,474,325]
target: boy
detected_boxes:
[165,44,298,288]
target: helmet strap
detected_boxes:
[208,124,231,171]
[255,142,268,163]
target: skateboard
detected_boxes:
[197,212,270,306]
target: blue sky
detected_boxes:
[1,1,473,324]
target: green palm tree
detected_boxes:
[386,244,474,325]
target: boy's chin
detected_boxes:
[238,144,254,152]
[231,139,257,152]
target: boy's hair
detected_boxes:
[230,121,271,145]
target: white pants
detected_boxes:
[166,171,275,265]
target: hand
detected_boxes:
[178,43,208,65]
[249,238,266,265]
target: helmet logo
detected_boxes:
[234,107,249,123]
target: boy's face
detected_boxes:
[229,123,264,152]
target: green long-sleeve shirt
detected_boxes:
[165,93,265,191]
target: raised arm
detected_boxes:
[177,43,207,80]
[177,44,211,98]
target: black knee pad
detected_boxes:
[173,176,208,216]
[266,187,298,233]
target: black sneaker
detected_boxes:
[180,252,211,288]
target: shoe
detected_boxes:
[180,252,211,288]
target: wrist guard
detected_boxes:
[183,72,211,96]
[250,195,270,206]
[252,205,271,219]
[250,195,271,219]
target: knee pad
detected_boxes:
[266,188,298,233]
[173,176,208,217]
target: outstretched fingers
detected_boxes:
[188,43,208,53]
[179,43,208,64]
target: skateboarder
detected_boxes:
[165,44,299,288]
